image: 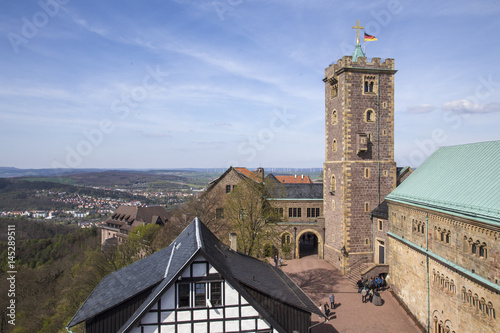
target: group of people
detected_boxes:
[320,293,335,317]
[357,275,386,303]
[273,255,283,267]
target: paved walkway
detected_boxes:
[280,256,422,333]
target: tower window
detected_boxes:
[330,84,338,98]
[363,75,376,94]
[332,110,338,124]
[332,139,337,152]
[365,109,376,122]
[364,202,370,212]
[364,167,370,179]
[330,175,336,193]
[378,219,383,231]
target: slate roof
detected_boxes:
[105,205,168,233]
[68,218,324,332]
[268,181,323,199]
[386,140,500,225]
[371,200,388,219]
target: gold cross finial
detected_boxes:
[352,19,364,44]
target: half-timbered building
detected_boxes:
[68,218,323,333]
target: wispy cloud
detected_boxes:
[407,104,435,114]
[442,100,500,113]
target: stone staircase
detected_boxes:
[346,261,373,288]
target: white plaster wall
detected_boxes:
[192,262,207,277]
[161,287,175,309]
[225,282,239,305]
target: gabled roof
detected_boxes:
[107,205,167,225]
[234,167,263,182]
[386,140,500,225]
[206,166,262,192]
[274,174,313,184]
[68,218,323,332]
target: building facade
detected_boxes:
[69,218,323,333]
[322,51,397,273]
[100,205,168,247]
[207,167,325,259]
[386,141,500,332]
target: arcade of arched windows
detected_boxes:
[460,287,496,320]
[432,269,456,294]
[463,236,488,259]
[412,219,426,236]
[433,315,455,333]
[434,226,451,245]
[431,269,497,322]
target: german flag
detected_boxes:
[364,32,377,41]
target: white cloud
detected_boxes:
[442,99,500,113]
[407,104,435,114]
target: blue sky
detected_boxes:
[1,0,499,170]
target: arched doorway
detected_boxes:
[296,230,323,258]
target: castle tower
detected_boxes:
[323,22,397,273]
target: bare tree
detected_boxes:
[224,178,283,257]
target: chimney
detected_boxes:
[229,233,237,251]
[295,174,297,179]
[301,174,304,180]
[255,167,265,181]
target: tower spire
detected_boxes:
[351,19,365,62]
[352,19,364,44]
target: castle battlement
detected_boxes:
[325,56,395,78]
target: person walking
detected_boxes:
[324,302,330,317]
[357,279,363,293]
[361,288,367,303]
[329,293,335,309]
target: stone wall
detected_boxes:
[388,201,500,332]
[323,55,396,273]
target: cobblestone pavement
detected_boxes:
[280,256,422,333]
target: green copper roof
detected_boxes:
[352,42,365,62]
[386,140,500,225]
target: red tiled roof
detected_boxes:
[234,167,263,183]
[275,175,313,184]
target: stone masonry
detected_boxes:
[323,55,397,273]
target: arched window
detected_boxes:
[364,81,369,93]
[461,287,467,302]
[365,109,375,122]
[421,222,425,234]
[479,243,487,258]
[472,242,477,255]
[445,232,450,244]
[331,110,338,124]
[330,175,336,192]
[281,233,291,245]
[369,81,374,92]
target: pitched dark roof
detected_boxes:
[269,182,323,199]
[68,218,324,332]
[371,200,388,219]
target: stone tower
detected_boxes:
[323,32,397,273]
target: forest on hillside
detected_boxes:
[0,217,187,333]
